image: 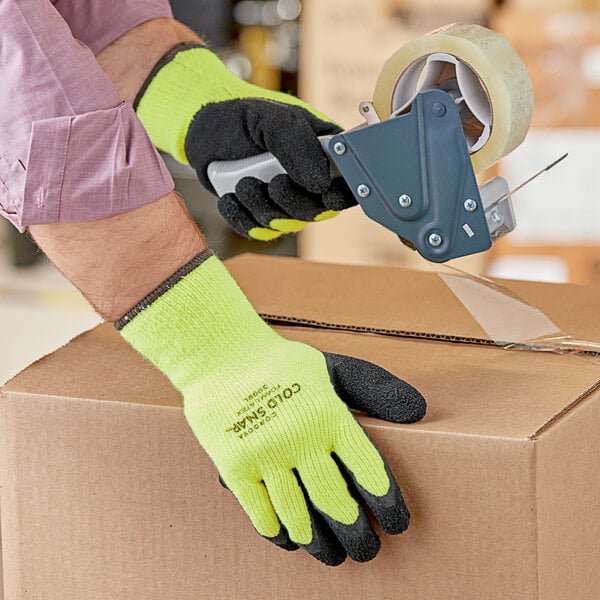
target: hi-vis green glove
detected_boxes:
[133,43,356,241]
[116,250,426,566]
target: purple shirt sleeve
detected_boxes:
[0,0,174,232]
[51,0,173,55]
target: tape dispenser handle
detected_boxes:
[207,136,332,197]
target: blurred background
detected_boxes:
[2,0,600,382]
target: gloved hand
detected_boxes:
[117,250,426,565]
[134,43,356,241]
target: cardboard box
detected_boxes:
[2,254,600,599]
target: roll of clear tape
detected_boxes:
[372,24,533,173]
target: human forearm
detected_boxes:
[96,18,203,104]
[29,192,206,322]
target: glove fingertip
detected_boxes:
[265,530,300,552]
[324,352,427,424]
[323,177,358,211]
[385,384,427,424]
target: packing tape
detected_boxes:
[430,262,600,363]
[372,24,534,173]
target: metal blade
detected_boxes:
[497,153,568,204]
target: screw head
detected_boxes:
[428,232,443,247]
[398,194,412,208]
[333,142,346,155]
[432,102,446,117]
[357,184,370,198]
[464,198,477,212]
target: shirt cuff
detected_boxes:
[0,102,174,232]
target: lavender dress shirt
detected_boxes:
[0,0,175,232]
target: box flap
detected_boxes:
[226,254,600,345]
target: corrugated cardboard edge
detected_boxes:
[533,377,600,599]
[261,317,600,440]
[530,379,600,439]
[261,314,500,346]
[3,319,599,442]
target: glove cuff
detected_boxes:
[117,250,279,391]
[115,247,214,330]
[132,42,206,112]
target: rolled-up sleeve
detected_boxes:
[0,0,174,232]
[51,0,173,55]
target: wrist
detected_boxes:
[97,18,204,105]
[118,253,280,391]
[30,192,206,321]
[134,45,239,163]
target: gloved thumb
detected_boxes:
[323,353,427,423]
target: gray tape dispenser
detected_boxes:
[208,25,564,262]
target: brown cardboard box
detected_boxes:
[2,254,600,599]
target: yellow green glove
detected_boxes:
[117,250,426,565]
[133,43,356,241]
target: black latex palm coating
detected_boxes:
[233,176,340,231]
[217,183,317,240]
[322,177,357,212]
[334,453,410,537]
[268,175,329,221]
[289,468,381,565]
[235,178,292,228]
[265,528,301,552]
[323,352,427,424]
[186,99,343,195]
[285,476,348,567]
[322,352,423,537]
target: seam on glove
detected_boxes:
[114,248,214,330]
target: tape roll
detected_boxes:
[372,24,533,173]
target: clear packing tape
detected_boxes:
[432,263,600,364]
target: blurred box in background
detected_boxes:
[487,7,600,283]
